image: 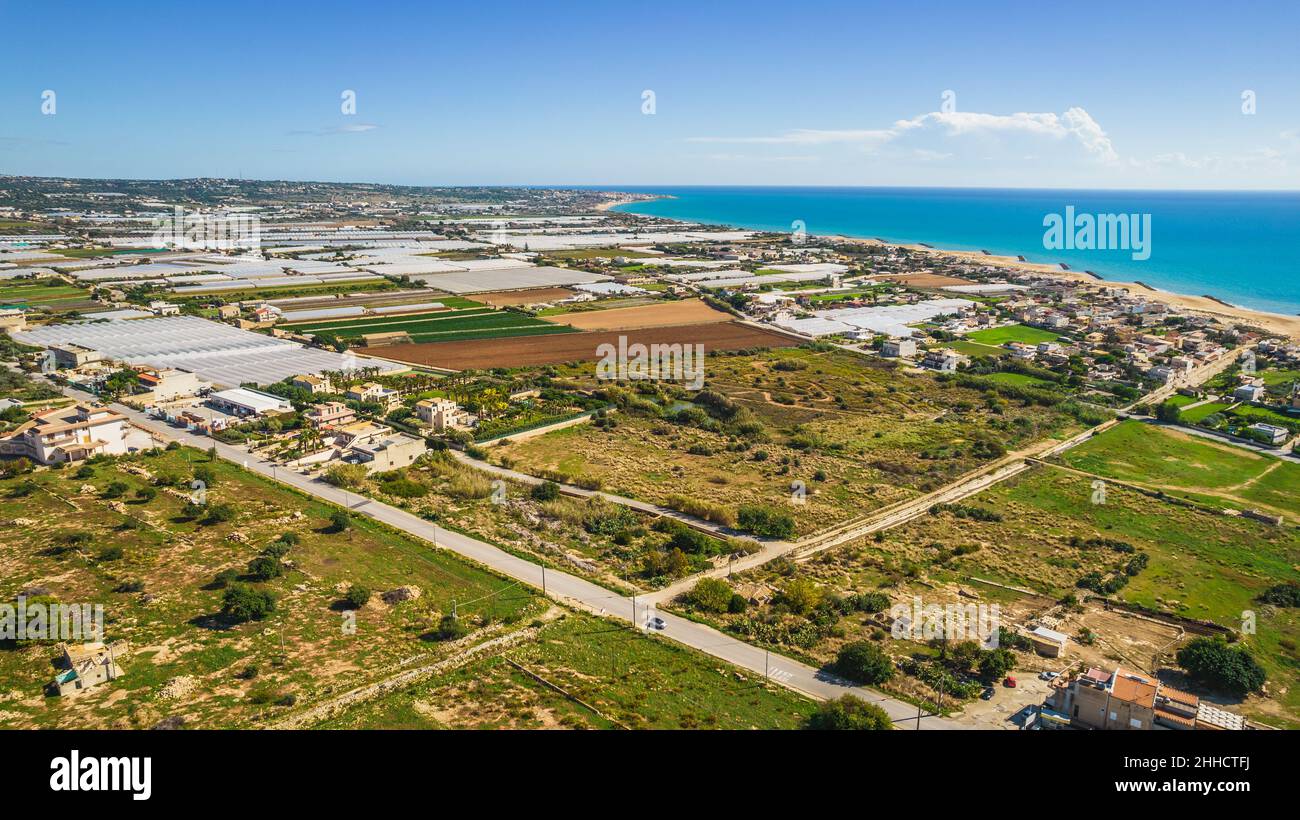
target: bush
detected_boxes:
[134,486,157,503]
[221,584,275,622]
[435,614,468,641]
[736,504,796,539]
[807,695,893,730]
[102,481,129,499]
[97,546,125,562]
[212,569,239,589]
[688,578,734,613]
[246,555,283,581]
[531,480,561,502]
[329,510,351,533]
[203,503,236,525]
[778,578,823,615]
[324,463,368,489]
[343,584,371,609]
[1176,637,1266,696]
[379,477,428,498]
[977,648,1017,682]
[832,641,894,684]
[1258,582,1300,608]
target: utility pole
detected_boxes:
[541,566,546,596]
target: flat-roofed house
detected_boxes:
[304,401,356,429]
[292,373,333,394]
[345,381,400,409]
[415,397,467,431]
[52,640,129,697]
[0,403,129,464]
[135,367,202,401]
[349,432,428,473]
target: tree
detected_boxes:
[977,648,1018,682]
[688,577,734,613]
[343,585,371,609]
[1176,637,1266,697]
[221,583,275,622]
[1155,401,1182,423]
[246,555,283,581]
[832,641,894,685]
[807,695,893,730]
[134,486,157,503]
[779,578,824,615]
[193,464,216,488]
[203,503,236,525]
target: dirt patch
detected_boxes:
[374,323,801,370]
[559,299,732,331]
[477,288,576,307]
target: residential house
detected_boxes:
[0,403,130,464]
[415,397,468,431]
[922,349,963,373]
[134,367,202,401]
[345,382,400,410]
[304,401,356,429]
[348,433,428,473]
[881,339,917,358]
[292,373,333,395]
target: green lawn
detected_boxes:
[1060,419,1300,519]
[964,324,1064,346]
[1180,401,1232,424]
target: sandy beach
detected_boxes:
[841,237,1300,341]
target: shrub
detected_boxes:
[324,463,368,489]
[832,641,894,684]
[736,504,796,539]
[778,578,823,615]
[807,695,893,730]
[221,584,275,622]
[328,510,351,533]
[102,481,129,499]
[530,480,561,502]
[688,578,734,613]
[1258,582,1300,608]
[246,555,283,581]
[134,486,157,503]
[379,477,428,498]
[97,546,125,562]
[447,472,492,499]
[435,614,468,641]
[343,584,371,609]
[203,503,236,525]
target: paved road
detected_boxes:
[82,391,955,729]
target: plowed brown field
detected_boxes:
[374,322,800,370]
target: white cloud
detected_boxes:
[688,106,1119,164]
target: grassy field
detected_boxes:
[315,612,815,729]
[685,461,1300,724]
[0,447,545,729]
[495,347,1089,537]
[282,307,575,343]
[964,324,1064,346]
[1179,401,1233,423]
[947,340,1006,358]
[1061,420,1300,520]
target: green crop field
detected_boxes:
[964,324,1063,346]
[1179,401,1232,423]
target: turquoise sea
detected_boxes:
[609,187,1300,316]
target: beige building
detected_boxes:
[349,433,428,473]
[345,382,399,409]
[292,373,333,394]
[52,641,128,696]
[0,403,130,464]
[51,344,103,369]
[304,401,356,429]
[415,397,467,431]
[1048,666,1235,731]
[135,367,202,401]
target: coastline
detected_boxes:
[609,198,1300,341]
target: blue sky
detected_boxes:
[2,0,1298,188]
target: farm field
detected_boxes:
[476,288,575,307]
[283,307,576,344]
[556,298,732,331]
[1179,400,1233,423]
[964,324,1064,346]
[0,446,544,729]
[315,612,814,729]
[1059,420,1300,521]
[496,346,1092,536]
[377,323,800,370]
[0,278,96,312]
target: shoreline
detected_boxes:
[608,197,1300,341]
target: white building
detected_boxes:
[0,403,130,464]
[206,387,292,418]
[881,339,917,358]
